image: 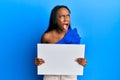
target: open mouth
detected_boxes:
[63,24,69,31]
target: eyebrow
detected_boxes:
[59,13,70,17]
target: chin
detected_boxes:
[63,29,68,32]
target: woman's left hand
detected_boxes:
[76,58,87,67]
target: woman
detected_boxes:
[35,5,87,80]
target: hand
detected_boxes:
[34,58,45,66]
[76,58,87,67]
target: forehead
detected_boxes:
[57,8,70,15]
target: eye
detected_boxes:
[59,15,65,18]
[66,14,70,18]
[67,14,70,17]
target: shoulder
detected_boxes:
[41,32,52,43]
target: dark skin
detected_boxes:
[35,8,87,67]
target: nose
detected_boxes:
[64,15,70,22]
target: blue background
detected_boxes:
[0,0,120,80]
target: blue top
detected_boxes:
[56,28,81,44]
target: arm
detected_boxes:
[34,33,49,66]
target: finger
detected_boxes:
[39,59,45,63]
[83,62,86,66]
[76,59,79,62]
[80,58,87,62]
[83,60,87,66]
[84,58,87,63]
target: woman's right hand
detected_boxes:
[34,58,45,66]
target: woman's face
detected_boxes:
[56,8,70,32]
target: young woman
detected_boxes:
[35,5,87,80]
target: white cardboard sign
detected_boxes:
[37,44,85,75]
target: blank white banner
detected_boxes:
[37,44,85,75]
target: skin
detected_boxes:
[34,8,87,67]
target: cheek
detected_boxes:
[57,22,62,27]
[67,18,70,22]
[56,19,63,25]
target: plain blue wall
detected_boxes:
[0,0,120,80]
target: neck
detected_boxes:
[55,28,67,34]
